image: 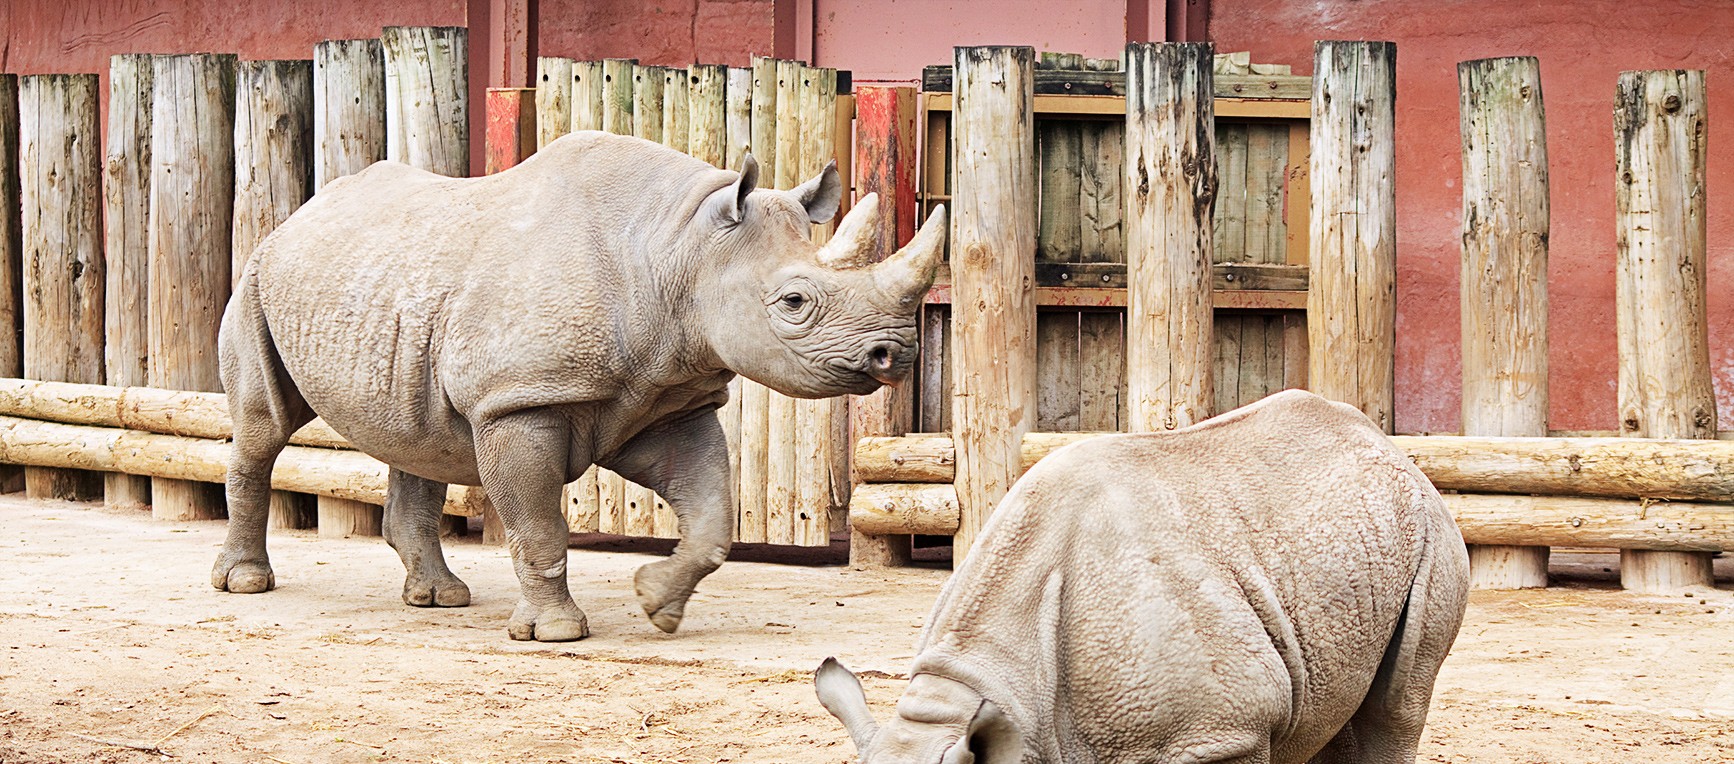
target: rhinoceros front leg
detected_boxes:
[383,467,471,608]
[473,410,588,642]
[607,407,733,634]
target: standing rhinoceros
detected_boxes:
[816,390,1469,763]
[211,131,946,642]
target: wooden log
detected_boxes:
[0,378,346,448]
[631,64,664,144]
[313,39,387,191]
[148,54,237,521]
[534,56,573,150]
[951,46,1038,561]
[269,490,317,530]
[483,87,535,174]
[1615,68,1716,592]
[734,58,779,544]
[569,60,604,133]
[318,496,382,538]
[759,59,803,545]
[233,60,313,288]
[1459,56,1552,589]
[0,78,18,494]
[661,67,688,153]
[688,64,728,167]
[1125,42,1216,430]
[598,467,627,535]
[795,66,841,547]
[725,66,753,170]
[847,85,919,567]
[1308,41,1397,432]
[600,59,636,136]
[382,26,468,176]
[564,465,599,533]
[102,56,154,508]
[849,483,960,536]
[750,56,779,178]
[19,74,106,502]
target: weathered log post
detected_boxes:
[234,59,318,530]
[1124,42,1216,432]
[734,56,779,544]
[796,66,842,547]
[951,46,1037,561]
[0,75,20,494]
[632,64,665,145]
[661,67,689,153]
[688,64,728,167]
[20,74,106,502]
[313,39,387,191]
[1614,68,1715,592]
[725,66,753,169]
[535,56,573,150]
[600,59,636,136]
[848,85,919,567]
[1458,56,1552,589]
[1308,41,1397,433]
[148,54,236,520]
[382,26,468,177]
[570,60,604,133]
[760,59,804,545]
[102,55,155,509]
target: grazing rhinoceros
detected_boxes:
[816,390,1470,764]
[211,130,946,642]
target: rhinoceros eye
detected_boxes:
[780,293,806,309]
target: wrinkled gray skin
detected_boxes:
[211,131,946,641]
[817,391,1470,764]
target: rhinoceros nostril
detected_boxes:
[869,344,894,371]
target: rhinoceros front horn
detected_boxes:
[873,204,947,302]
[814,192,881,269]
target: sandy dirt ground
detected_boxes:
[0,496,1731,764]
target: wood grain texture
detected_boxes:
[534,56,573,150]
[763,59,802,545]
[849,482,959,536]
[660,67,688,153]
[563,465,600,533]
[313,39,387,191]
[1077,121,1124,263]
[950,46,1038,560]
[1308,41,1396,433]
[1124,42,1215,432]
[600,59,636,136]
[233,59,313,288]
[569,60,604,133]
[1077,311,1122,430]
[1459,56,1552,589]
[631,64,664,145]
[724,66,753,170]
[382,26,468,177]
[0,75,21,389]
[687,64,728,167]
[318,496,382,538]
[794,65,841,547]
[1244,125,1287,263]
[1614,68,1715,591]
[734,58,779,544]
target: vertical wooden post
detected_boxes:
[0,75,21,494]
[848,85,919,567]
[382,26,468,177]
[1308,41,1397,433]
[951,46,1037,562]
[735,56,779,545]
[102,55,154,508]
[148,54,236,521]
[632,65,665,144]
[1459,56,1551,589]
[19,74,105,501]
[534,56,573,150]
[662,67,689,153]
[795,66,841,547]
[725,66,753,169]
[570,60,605,133]
[313,39,387,191]
[1614,68,1715,592]
[600,59,636,136]
[762,59,803,546]
[688,64,728,167]
[234,59,318,530]
[1124,42,1216,432]
[319,496,383,538]
[483,87,536,174]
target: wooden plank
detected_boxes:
[19,74,106,502]
[764,59,803,545]
[632,64,664,144]
[1459,56,1553,589]
[100,58,152,507]
[1281,313,1308,390]
[1614,67,1715,591]
[661,66,688,153]
[773,60,801,189]
[1244,124,1288,263]
[724,66,753,169]
[482,87,535,174]
[687,64,728,167]
[534,56,572,149]
[564,465,599,533]
[1077,121,1124,262]
[1308,41,1396,433]
[600,58,635,135]
[1213,314,1241,414]
[233,60,313,287]
[1124,43,1215,432]
[750,56,779,178]
[918,305,950,433]
[795,65,840,547]
[1236,314,1270,405]
[735,380,769,543]
[1213,123,1247,263]
[921,64,1310,100]
[570,60,604,132]
[1284,122,1310,266]
[625,477,656,537]
[924,92,1307,119]
[950,46,1038,560]
[1036,312,1082,431]
[1037,121,1083,261]
[313,39,387,191]
[1077,312,1121,431]
[381,26,468,177]
[597,467,627,535]
[0,75,20,417]
[1025,261,1305,291]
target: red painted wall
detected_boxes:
[1211,0,1734,433]
[536,0,775,66]
[813,0,1135,81]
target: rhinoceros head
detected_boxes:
[815,658,1023,764]
[692,153,946,398]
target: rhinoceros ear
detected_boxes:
[710,152,760,224]
[791,160,842,224]
[815,657,878,751]
[943,699,1022,764]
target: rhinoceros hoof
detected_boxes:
[212,557,275,594]
[633,562,688,634]
[507,601,590,642]
[403,575,471,608]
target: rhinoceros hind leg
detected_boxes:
[214,271,316,594]
[384,468,471,608]
[475,409,590,642]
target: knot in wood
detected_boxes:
[1663,94,1682,113]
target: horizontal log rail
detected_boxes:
[849,481,1734,552]
[0,378,348,448]
[855,432,1734,503]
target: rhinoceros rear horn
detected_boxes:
[791,160,842,224]
[815,192,880,269]
[874,204,948,302]
[709,152,760,224]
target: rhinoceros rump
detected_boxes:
[211,131,946,641]
[816,390,1470,763]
